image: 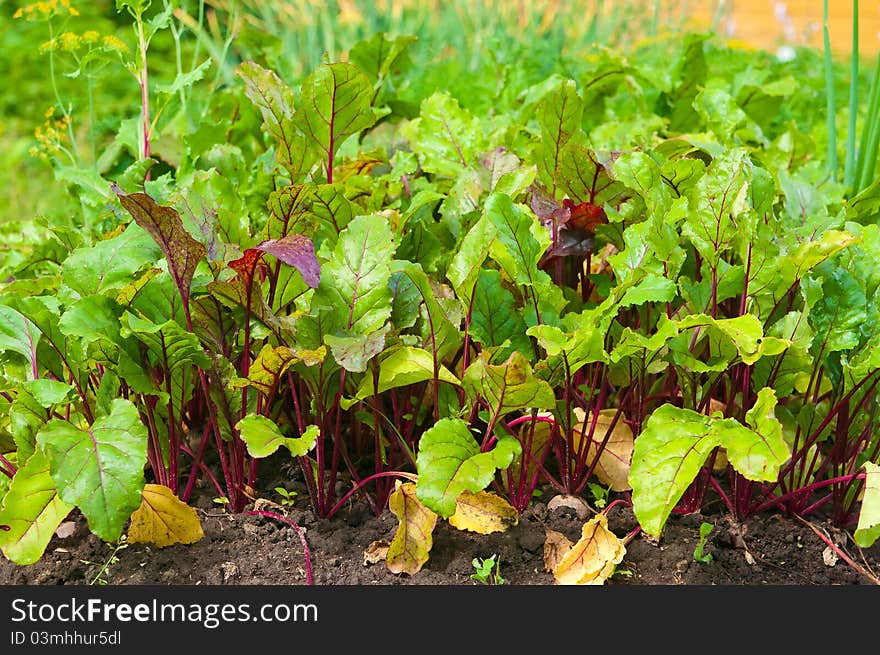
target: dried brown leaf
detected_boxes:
[543,529,574,573]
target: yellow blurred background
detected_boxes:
[689,0,880,55]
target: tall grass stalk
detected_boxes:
[823,0,838,181]
[843,0,859,188]
[855,54,880,193]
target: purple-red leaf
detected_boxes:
[255,234,320,288]
[113,185,207,307]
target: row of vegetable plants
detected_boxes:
[1,0,880,580]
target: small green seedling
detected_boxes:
[693,522,715,563]
[471,554,505,585]
[587,482,610,509]
[80,536,129,586]
[274,486,298,508]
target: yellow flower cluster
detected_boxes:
[13,0,79,21]
[39,31,129,54]
[29,107,71,161]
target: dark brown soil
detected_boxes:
[3,472,880,587]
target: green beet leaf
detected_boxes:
[0,304,39,370]
[486,191,566,325]
[296,62,383,182]
[676,313,789,366]
[348,32,416,104]
[535,79,584,194]
[9,380,74,473]
[237,61,316,180]
[61,222,160,298]
[37,398,149,542]
[556,143,628,207]
[391,261,462,364]
[469,269,532,358]
[630,404,724,537]
[237,415,318,458]
[354,346,460,400]
[415,418,521,518]
[632,400,791,537]
[447,213,495,306]
[58,296,124,344]
[855,462,880,548]
[324,327,390,373]
[681,148,751,264]
[314,214,395,336]
[0,450,74,565]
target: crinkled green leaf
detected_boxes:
[632,400,790,537]
[557,143,628,207]
[0,450,74,565]
[694,87,765,145]
[37,398,148,542]
[753,311,814,396]
[237,415,318,458]
[324,326,389,373]
[617,273,677,309]
[486,191,566,325]
[0,304,39,367]
[265,184,314,241]
[807,264,867,354]
[415,417,521,518]
[750,229,858,304]
[676,313,787,366]
[682,148,751,263]
[9,381,73,464]
[348,32,416,89]
[313,214,395,336]
[389,270,422,330]
[462,351,556,419]
[737,388,790,480]
[401,91,488,178]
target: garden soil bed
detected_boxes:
[3,471,880,586]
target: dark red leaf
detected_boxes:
[113,185,207,307]
[228,249,266,289]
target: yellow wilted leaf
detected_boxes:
[574,408,634,492]
[127,484,204,548]
[552,514,626,585]
[543,528,573,573]
[448,491,518,534]
[387,482,437,576]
